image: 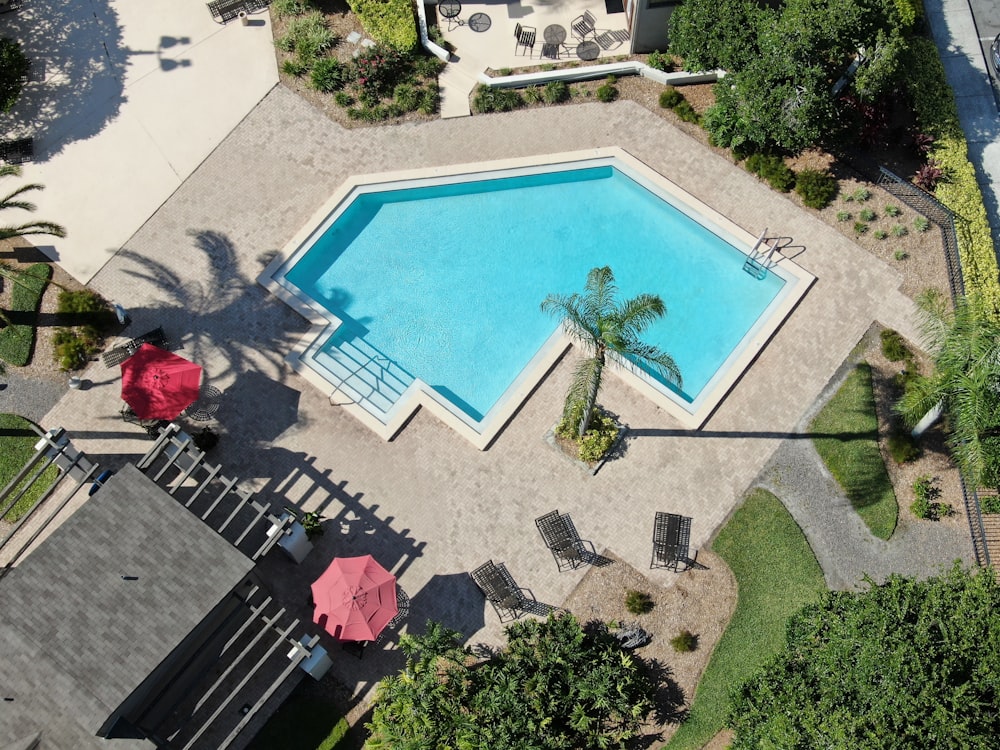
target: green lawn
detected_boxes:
[665,489,826,750]
[246,691,350,750]
[0,413,58,522]
[809,361,898,540]
[0,263,52,367]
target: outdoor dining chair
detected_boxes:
[650,511,692,571]
[571,10,596,40]
[514,23,536,56]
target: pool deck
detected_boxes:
[39,88,924,707]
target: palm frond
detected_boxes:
[0,182,45,209]
[615,294,666,335]
[582,266,616,324]
[0,221,67,240]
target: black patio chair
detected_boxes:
[471,560,530,622]
[514,23,536,56]
[102,326,167,367]
[570,10,596,40]
[0,137,33,164]
[650,511,691,571]
[535,510,592,571]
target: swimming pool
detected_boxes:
[262,149,813,448]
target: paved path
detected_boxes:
[755,360,976,591]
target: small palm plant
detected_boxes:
[0,165,67,241]
[541,266,681,438]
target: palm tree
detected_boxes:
[897,290,1000,486]
[541,265,681,438]
[0,165,66,241]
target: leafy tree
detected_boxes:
[0,166,67,241]
[365,614,663,749]
[0,38,29,113]
[896,291,1000,486]
[728,564,1000,749]
[667,0,774,72]
[541,266,680,439]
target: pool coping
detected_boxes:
[258,147,815,449]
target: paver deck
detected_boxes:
[39,87,927,705]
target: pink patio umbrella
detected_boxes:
[311,555,398,642]
[120,343,203,420]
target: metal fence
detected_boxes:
[876,166,991,568]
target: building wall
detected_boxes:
[630,0,679,53]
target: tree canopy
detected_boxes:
[0,38,29,114]
[728,564,1000,749]
[365,615,667,749]
[670,0,914,152]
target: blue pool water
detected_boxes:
[284,166,784,422]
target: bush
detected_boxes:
[794,168,838,209]
[854,221,869,235]
[53,328,90,371]
[346,0,418,51]
[887,430,921,464]
[310,57,348,92]
[275,13,337,63]
[334,91,354,107]
[914,160,943,191]
[281,58,308,77]
[411,53,445,79]
[859,208,877,221]
[596,79,619,103]
[846,187,871,202]
[472,85,523,113]
[543,80,570,104]
[914,215,931,232]
[873,229,888,240]
[981,495,1000,514]
[673,100,700,123]
[556,403,621,462]
[670,630,698,652]
[911,475,950,519]
[659,86,683,109]
[745,154,794,192]
[393,82,421,111]
[418,84,439,115]
[880,329,910,361]
[625,590,654,614]
[836,210,851,222]
[523,86,543,104]
[885,204,902,216]
[894,249,908,261]
[271,0,310,18]
[891,224,908,237]
[647,50,674,72]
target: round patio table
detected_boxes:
[576,40,600,60]
[439,0,461,21]
[543,24,566,43]
[469,12,491,31]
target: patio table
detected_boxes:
[576,40,600,60]
[543,24,566,43]
[468,11,491,31]
[439,0,463,27]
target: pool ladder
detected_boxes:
[742,228,781,280]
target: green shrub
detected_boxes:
[543,80,569,104]
[914,216,931,232]
[794,168,838,209]
[981,495,1000,514]
[880,329,910,361]
[53,328,89,371]
[885,204,902,216]
[310,57,348,92]
[276,13,337,63]
[854,221,869,235]
[393,82,420,111]
[411,53,445,79]
[281,58,309,77]
[836,210,851,222]
[523,86,543,104]
[659,86,683,108]
[271,0,310,18]
[673,100,700,123]
[596,78,619,103]
[745,154,794,192]
[578,412,619,461]
[0,263,50,367]
[845,187,872,202]
[859,208,877,221]
[670,630,698,652]
[891,224,908,237]
[472,85,523,113]
[418,84,439,115]
[625,590,654,614]
[887,430,921,464]
[346,0,418,51]
[647,50,673,72]
[873,229,888,240]
[894,249,908,260]
[334,91,354,107]
[911,475,950,519]
[56,289,114,328]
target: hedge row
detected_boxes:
[905,37,1000,311]
[347,0,418,52]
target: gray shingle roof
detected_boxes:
[0,464,255,749]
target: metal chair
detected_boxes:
[535,510,591,571]
[471,560,530,621]
[650,511,692,571]
[514,23,536,56]
[570,10,596,40]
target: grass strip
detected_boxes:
[809,361,898,540]
[0,413,59,522]
[246,692,350,750]
[0,263,52,367]
[665,489,826,750]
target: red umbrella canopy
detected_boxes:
[311,555,398,642]
[120,344,203,420]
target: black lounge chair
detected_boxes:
[514,23,536,56]
[102,326,167,367]
[570,10,596,40]
[535,510,592,571]
[0,137,33,165]
[650,511,692,571]
[207,0,269,24]
[471,560,530,621]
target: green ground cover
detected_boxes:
[0,413,58,522]
[246,691,349,750]
[665,489,826,750]
[809,362,898,539]
[0,263,51,367]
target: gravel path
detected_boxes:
[0,367,66,425]
[753,361,976,591]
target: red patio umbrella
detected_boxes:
[311,555,398,642]
[120,344,203,420]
